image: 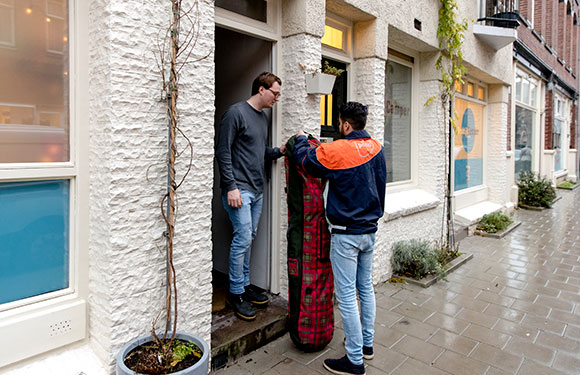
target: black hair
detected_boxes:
[338,101,368,130]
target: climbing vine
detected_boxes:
[427,0,469,131]
[427,0,469,250]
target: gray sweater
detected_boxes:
[216,101,282,194]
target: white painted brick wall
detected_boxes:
[88,0,214,372]
[487,101,509,204]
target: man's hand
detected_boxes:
[280,141,287,155]
[227,189,243,208]
[296,130,306,137]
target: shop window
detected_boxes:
[320,59,347,142]
[0,0,72,305]
[385,58,413,183]
[478,87,485,101]
[515,106,535,178]
[0,180,70,304]
[0,0,69,163]
[467,83,474,97]
[454,98,484,190]
[0,0,14,46]
[215,0,267,22]
[553,95,566,171]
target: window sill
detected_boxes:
[384,188,440,222]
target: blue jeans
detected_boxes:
[330,233,376,365]
[222,189,263,295]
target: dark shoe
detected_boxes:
[244,285,269,307]
[226,293,256,321]
[362,346,374,360]
[323,355,365,375]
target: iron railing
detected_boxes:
[478,0,521,28]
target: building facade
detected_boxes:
[0,0,514,373]
[507,0,579,188]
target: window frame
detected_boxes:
[0,0,88,366]
[0,0,15,47]
[385,50,418,189]
[214,0,280,41]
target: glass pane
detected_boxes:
[515,106,535,179]
[530,83,536,107]
[319,59,347,141]
[515,76,521,102]
[385,60,412,183]
[467,83,474,97]
[321,25,343,50]
[0,180,70,305]
[0,0,69,163]
[478,87,485,101]
[215,0,267,22]
[522,79,529,105]
[455,81,463,93]
[0,2,14,45]
[454,98,484,191]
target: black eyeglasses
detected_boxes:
[268,88,281,98]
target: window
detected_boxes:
[320,59,347,141]
[0,0,72,307]
[46,0,67,53]
[553,94,566,171]
[321,18,350,55]
[215,0,267,22]
[514,69,539,178]
[0,0,15,46]
[385,56,413,183]
[454,98,485,191]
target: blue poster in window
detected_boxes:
[454,99,484,191]
[0,180,70,304]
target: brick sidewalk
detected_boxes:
[214,188,580,374]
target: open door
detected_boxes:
[212,27,274,308]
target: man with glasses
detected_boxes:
[216,72,285,321]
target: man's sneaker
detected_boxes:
[323,355,365,375]
[226,293,256,321]
[244,285,269,307]
[362,346,374,360]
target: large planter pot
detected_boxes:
[305,73,336,95]
[116,331,209,375]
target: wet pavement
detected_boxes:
[214,188,580,375]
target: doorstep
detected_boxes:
[211,295,288,371]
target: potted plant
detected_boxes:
[304,60,345,95]
[115,1,210,373]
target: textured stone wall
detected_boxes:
[87,0,215,369]
[487,86,509,204]
[278,33,323,295]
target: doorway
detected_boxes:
[212,27,274,311]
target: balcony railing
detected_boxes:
[478,0,521,29]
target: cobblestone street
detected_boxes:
[215,187,580,375]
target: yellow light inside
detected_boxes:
[467,83,474,97]
[320,96,326,125]
[64,71,68,76]
[26,8,32,15]
[321,25,343,50]
[327,95,333,125]
[478,88,484,100]
[46,17,51,22]
[63,36,68,42]
[455,81,463,93]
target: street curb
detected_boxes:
[398,252,474,288]
[474,221,521,239]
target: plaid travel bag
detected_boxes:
[284,135,334,352]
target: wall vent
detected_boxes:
[50,319,73,337]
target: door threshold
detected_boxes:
[210,294,288,371]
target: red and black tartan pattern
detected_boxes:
[285,135,334,352]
